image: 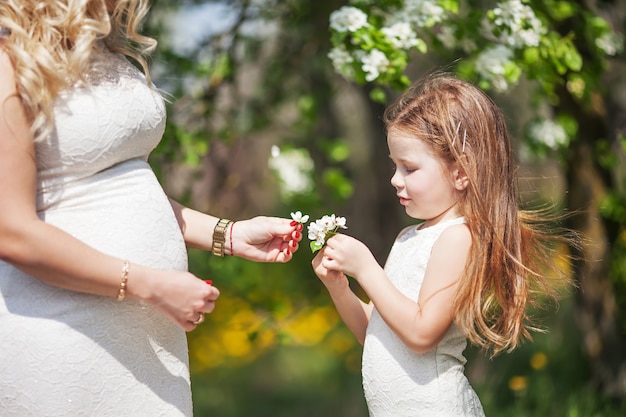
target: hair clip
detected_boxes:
[452,121,461,146]
[462,129,467,153]
[0,27,11,39]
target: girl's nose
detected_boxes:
[390,170,402,189]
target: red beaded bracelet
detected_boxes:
[229,221,235,256]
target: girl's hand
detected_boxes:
[320,234,378,281]
[312,250,349,292]
[231,216,303,262]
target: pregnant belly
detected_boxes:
[37,159,187,271]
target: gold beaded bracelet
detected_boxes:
[116,260,130,301]
[212,218,232,257]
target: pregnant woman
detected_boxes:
[0,1,302,416]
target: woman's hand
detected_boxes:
[136,267,221,332]
[230,216,303,262]
[167,200,302,262]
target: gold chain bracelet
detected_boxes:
[212,218,232,257]
[116,260,130,301]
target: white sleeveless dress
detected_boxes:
[362,217,485,416]
[0,48,193,416]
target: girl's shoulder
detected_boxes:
[435,222,472,250]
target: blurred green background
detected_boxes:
[143,0,626,415]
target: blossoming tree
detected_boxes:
[326,0,626,398]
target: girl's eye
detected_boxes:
[390,162,416,173]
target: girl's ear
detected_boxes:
[452,165,469,190]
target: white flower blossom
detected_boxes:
[483,0,545,48]
[307,214,348,252]
[399,0,446,28]
[290,211,309,224]
[596,32,624,56]
[334,216,347,229]
[437,26,457,49]
[307,221,326,245]
[475,45,513,92]
[382,22,420,49]
[360,48,389,82]
[329,6,368,33]
[268,146,315,198]
[528,119,569,150]
[328,46,355,78]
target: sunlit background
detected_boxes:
[143,1,626,415]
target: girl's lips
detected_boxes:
[398,196,410,205]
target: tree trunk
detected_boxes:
[558,0,626,398]
[564,94,626,398]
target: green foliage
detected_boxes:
[322,167,354,200]
[191,345,367,417]
[473,297,626,416]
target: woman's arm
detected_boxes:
[321,225,471,353]
[0,47,218,331]
[169,198,302,263]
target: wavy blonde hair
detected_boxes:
[384,72,573,355]
[0,0,156,142]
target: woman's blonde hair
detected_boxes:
[384,72,572,355]
[0,0,156,142]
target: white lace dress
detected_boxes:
[362,217,485,417]
[0,48,193,416]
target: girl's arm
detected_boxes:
[321,225,471,353]
[312,253,373,344]
[0,47,218,331]
[169,199,302,263]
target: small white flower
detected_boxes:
[475,45,514,92]
[268,147,315,199]
[290,211,310,224]
[329,6,368,33]
[328,46,355,78]
[596,32,624,56]
[528,119,569,150]
[307,222,325,242]
[361,49,389,82]
[382,22,420,49]
[320,215,335,229]
[483,0,545,48]
[334,216,347,229]
[400,0,446,28]
[307,214,348,252]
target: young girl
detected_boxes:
[312,73,569,416]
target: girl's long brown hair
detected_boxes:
[384,72,572,355]
[0,0,156,142]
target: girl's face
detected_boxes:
[388,128,463,226]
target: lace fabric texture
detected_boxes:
[362,217,485,417]
[0,49,192,416]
